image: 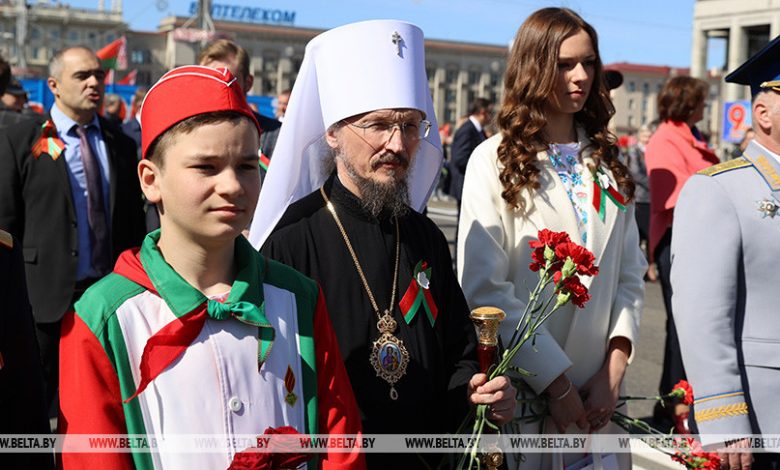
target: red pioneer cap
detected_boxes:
[140,65,261,159]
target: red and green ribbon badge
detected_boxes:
[259,152,270,172]
[32,120,66,161]
[592,168,627,222]
[399,260,438,326]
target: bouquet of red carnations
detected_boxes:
[459,229,599,469]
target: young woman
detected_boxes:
[457,8,646,469]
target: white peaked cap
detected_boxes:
[247,19,443,249]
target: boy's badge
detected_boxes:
[284,365,297,407]
[757,198,779,218]
[31,120,66,161]
[399,260,438,326]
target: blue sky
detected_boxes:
[69,0,721,68]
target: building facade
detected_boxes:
[1,0,507,127]
[692,0,780,103]
[0,0,125,76]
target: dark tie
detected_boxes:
[74,125,111,275]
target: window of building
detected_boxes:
[642,97,648,111]
[445,68,458,83]
[68,30,79,42]
[642,82,650,95]
[87,31,97,47]
[30,27,41,40]
[131,50,151,64]
[628,81,635,92]
[628,98,634,110]
[445,89,455,102]
[628,115,635,128]
[105,33,115,44]
[468,69,480,85]
[490,72,500,87]
[444,108,455,124]
[50,29,61,41]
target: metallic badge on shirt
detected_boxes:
[284,365,297,407]
[757,198,779,218]
[370,312,410,401]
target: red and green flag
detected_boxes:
[97,36,127,71]
[117,69,137,85]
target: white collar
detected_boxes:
[468,115,483,133]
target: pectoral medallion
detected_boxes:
[369,310,409,400]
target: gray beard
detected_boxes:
[336,151,411,219]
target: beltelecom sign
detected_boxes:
[189,2,296,26]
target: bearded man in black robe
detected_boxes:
[249,20,515,467]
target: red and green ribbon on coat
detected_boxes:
[31,120,66,161]
[399,260,438,326]
[592,168,626,222]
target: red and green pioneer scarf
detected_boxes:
[399,260,438,326]
[592,167,626,222]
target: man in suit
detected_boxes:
[121,86,146,155]
[0,46,146,408]
[198,39,281,165]
[449,97,493,204]
[672,36,780,470]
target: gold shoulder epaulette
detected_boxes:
[0,229,12,250]
[698,157,752,177]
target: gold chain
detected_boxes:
[320,187,400,318]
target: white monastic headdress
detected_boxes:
[247,19,443,249]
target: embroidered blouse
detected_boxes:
[549,142,588,244]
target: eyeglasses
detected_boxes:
[344,119,432,143]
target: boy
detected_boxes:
[59,66,364,469]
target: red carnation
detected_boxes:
[528,230,571,272]
[671,449,721,469]
[556,275,591,308]
[671,379,694,406]
[229,449,271,470]
[528,229,571,249]
[228,426,310,470]
[554,242,599,277]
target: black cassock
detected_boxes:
[263,175,478,463]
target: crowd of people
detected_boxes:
[1,6,778,470]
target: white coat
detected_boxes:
[457,132,646,469]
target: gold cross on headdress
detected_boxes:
[391,31,402,56]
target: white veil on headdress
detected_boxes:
[247,19,443,249]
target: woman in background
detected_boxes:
[645,76,718,430]
[458,7,645,469]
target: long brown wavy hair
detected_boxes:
[497,8,634,210]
